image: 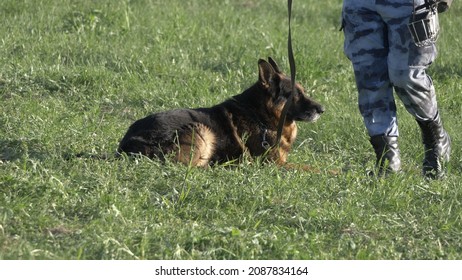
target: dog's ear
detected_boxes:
[258,59,276,87]
[268,57,282,74]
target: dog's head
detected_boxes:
[258,57,325,123]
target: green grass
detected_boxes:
[1,0,462,260]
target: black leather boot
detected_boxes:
[416,112,451,179]
[369,135,401,175]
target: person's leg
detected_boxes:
[342,0,401,173]
[381,0,451,178]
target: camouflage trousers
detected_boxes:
[342,0,439,137]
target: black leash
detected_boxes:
[275,0,296,146]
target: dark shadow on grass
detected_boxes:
[0,139,47,161]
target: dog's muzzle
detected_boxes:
[294,111,322,123]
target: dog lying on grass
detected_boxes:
[117,57,325,168]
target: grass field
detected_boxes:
[1,0,462,260]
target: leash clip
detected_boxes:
[261,129,271,150]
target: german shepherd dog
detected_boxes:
[117,57,324,168]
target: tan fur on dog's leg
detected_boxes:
[175,123,216,167]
